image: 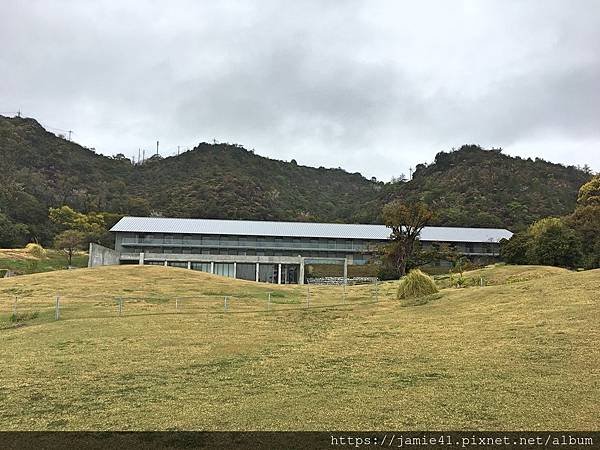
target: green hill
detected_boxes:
[384,145,590,230]
[0,115,379,245]
[0,265,597,430]
[0,116,591,246]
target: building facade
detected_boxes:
[89,216,513,284]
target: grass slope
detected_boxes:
[0,249,88,275]
[434,264,570,288]
[0,265,598,430]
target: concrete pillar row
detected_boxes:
[139,252,145,266]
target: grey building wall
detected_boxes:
[88,243,120,268]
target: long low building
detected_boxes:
[88,216,513,284]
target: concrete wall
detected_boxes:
[88,243,120,268]
[134,253,303,265]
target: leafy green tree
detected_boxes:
[48,205,119,246]
[49,206,106,234]
[526,218,582,268]
[382,200,435,277]
[500,233,531,264]
[567,175,600,268]
[54,230,86,267]
[0,213,28,247]
[577,175,600,206]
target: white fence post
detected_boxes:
[55,295,60,320]
[224,296,228,312]
[268,292,271,310]
[175,297,179,312]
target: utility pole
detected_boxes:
[409,167,413,180]
[142,149,145,164]
[177,145,180,156]
[156,140,159,156]
[67,130,73,141]
[138,148,141,165]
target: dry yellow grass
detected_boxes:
[0,249,37,260]
[0,265,598,430]
[435,264,571,288]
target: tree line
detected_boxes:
[500,175,600,269]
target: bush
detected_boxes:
[397,269,439,300]
[9,311,39,323]
[25,243,46,258]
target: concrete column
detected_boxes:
[187,261,191,270]
[298,257,305,285]
[139,252,145,266]
[255,263,260,282]
[277,263,282,284]
[210,261,215,274]
[88,243,94,268]
[233,262,237,279]
[164,260,168,267]
[343,258,348,285]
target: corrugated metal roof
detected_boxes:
[110,216,513,243]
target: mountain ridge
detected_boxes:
[0,115,591,245]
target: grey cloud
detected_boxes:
[0,0,598,179]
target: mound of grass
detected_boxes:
[400,292,443,307]
[397,269,438,300]
[24,243,47,258]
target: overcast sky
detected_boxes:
[1,0,599,180]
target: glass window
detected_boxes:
[214,263,235,278]
[236,263,256,281]
[258,264,278,283]
[191,262,211,272]
[168,261,187,268]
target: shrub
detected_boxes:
[25,243,46,259]
[397,269,439,300]
[24,243,46,273]
[9,311,39,323]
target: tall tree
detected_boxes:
[526,217,582,268]
[382,200,434,277]
[567,175,600,268]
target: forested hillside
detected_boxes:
[0,116,379,245]
[0,115,592,246]
[380,145,591,230]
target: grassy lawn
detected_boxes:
[0,265,598,430]
[0,248,88,276]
